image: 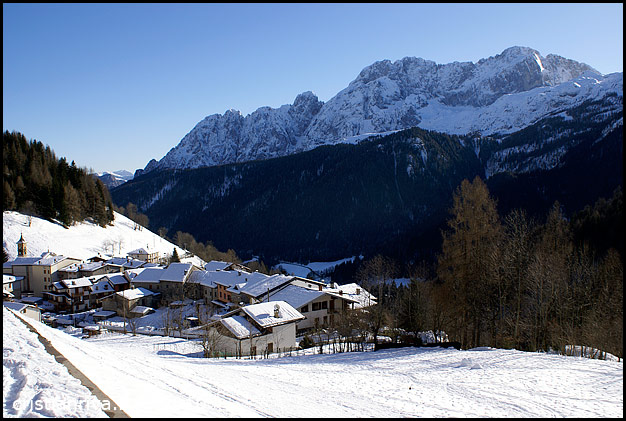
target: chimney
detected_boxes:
[356,288,361,295]
[274,304,280,318]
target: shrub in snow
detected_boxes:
[299,335,315,349]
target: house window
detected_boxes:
[313,302,327,311]
[301,305,308,313]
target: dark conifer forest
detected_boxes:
[3,130,114,227]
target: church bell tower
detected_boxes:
[16,233,27,257]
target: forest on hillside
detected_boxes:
[341,178,623,359]
[3,130,114,227]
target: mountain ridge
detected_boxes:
[137,46,620,175]
[112,107,623,263]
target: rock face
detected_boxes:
[141,46,620,174]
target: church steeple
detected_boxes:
[16,233,27,257]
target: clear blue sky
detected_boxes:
[3,3,623,174]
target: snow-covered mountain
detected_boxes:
[94,169,134,188]
[138,46,622,174]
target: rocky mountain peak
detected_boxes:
[139,47,620,173]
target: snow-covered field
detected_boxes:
[3,307,622,418]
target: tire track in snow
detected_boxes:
[149,359,274,417]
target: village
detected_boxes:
[3,234,378,358]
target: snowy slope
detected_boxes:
[140,46,622,173]
[2,211,204,267]
[3,308,107,417]
[276,256,359,278]
[4,307,623,418]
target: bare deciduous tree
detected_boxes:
[357,254,398,345]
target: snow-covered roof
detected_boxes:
[59,261,108,273]
[106,257,146,269]
[220,315,261,339]
[129,267,165,283]
[87,252,114,262]
[241,300,304,328]
[106,273,129,285]
[3,274,22,284]
[190,269,269,289]
[93,310,116,318]
[90,277,114,293]
[225,282,246,294]
[128,247,155,255]
[130,305,154,315]
[20,296,43,305]
[268,284,325,309]
[56,263,79,272]
[324,282,376,308]
[211,270,258,288]
[117,287,154,300]
[188,270,217,287]
[4,301,39,313]
[324,290,360,304]
[44,291,68,298]
[34,255,78,266]
[160,262,193,282]
[60,277,94,289]
[239,274,293,298]
[3,253,52,268]
[141,262,160,268]
[204,261,232,271]
[210,300,229,308]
